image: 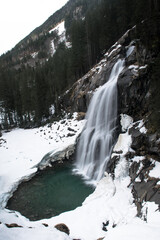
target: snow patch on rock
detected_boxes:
[120,114,133,132]
[149,161,160,179]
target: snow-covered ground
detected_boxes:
[0,113,160,240]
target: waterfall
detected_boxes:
[75,59,124,182]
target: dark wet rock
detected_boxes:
[134,180,160,204]
[117,66,149,120]
[42,223,48,227]
[0,138,6,145]
[129,161,141,182]
[102,223,108,232]
[5,223,22,228]
[128,151,160,216]
[146,133,160,157]
[112,223,117,228]
[125,151,136,161]
[129,128,146,152]
[106,155,120,177]
[54,223,70,235]
[68,127,76,132]
[67,133,75,137]
[103,220,109,227]
[60,120,66,124]
[129,127,142,137]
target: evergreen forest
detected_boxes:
[0,0,159,128]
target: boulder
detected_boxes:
[54,223,70,235]
[5,223,22,228]
[117,64,149,120]
[133,180,160,205]
[76,112,85,120]
[106,155,120,177]
[42,223,48,227]
[129,127,146,152]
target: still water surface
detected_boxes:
[7,163,94,221]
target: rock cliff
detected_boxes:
[60,16,160,214]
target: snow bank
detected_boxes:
[0,224,71,240]
[120,114,133,132]
[105,201,160,240]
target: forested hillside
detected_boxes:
[0,0,159,128]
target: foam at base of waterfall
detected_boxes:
[72,167,98,187]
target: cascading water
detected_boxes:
[75,59,124,182]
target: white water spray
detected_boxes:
[75,59,124,182]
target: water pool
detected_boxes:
[7,163,94,221]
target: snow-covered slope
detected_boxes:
[49,21,71,56]
[0,113,160,240]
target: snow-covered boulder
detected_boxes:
[36,144,75,170]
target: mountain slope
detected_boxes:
[0,3,160,239]
[0,0,159,128]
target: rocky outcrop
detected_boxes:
[107,115,160,218]
[115,19,160,214]
[61,16,160,125]
[54,223,70,235]
[128,123,160,211]
[59,49,118,113]
[60,25,149,119]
